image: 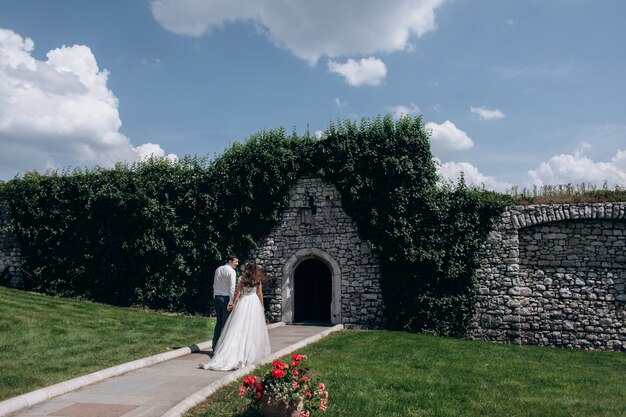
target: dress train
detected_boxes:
[201,286,270,371]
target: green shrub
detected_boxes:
[381,183,512,335]
[318,117,511,334]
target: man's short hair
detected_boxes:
[226,253,238,262]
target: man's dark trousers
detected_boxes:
[212,295,230,351]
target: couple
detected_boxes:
[199,254,271,371]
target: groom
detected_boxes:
[212,253,239,351]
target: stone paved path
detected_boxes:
[5,324,339,417]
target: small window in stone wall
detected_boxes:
[300,207,313,224]
[300,193,317,224]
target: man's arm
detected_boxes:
[227,268,236,305]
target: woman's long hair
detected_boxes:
[240,259,264,287]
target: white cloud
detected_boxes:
[135,143,178,162]
[327,57,387,86]
[425,120,474,154]
[388,102,421,119]
[150,0,445,65]
[470,106,505,120]
[334,97,349,108]
[141,57,161,66]
[612,150,626,171]
[527,150,626,188]
[0,28,176,177]
[436,158,512,192]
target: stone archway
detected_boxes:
[294,258,332,323]
[282,248,342,325]
[253,176,384,327]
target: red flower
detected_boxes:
[239,353,327,413]
[243,376,257,387]
[271,368,285,379]
[292,353,306,362]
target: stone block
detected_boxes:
[508,286,532,296]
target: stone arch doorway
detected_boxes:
[294,258,332,323]
[282,248,342,325]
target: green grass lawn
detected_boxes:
[0,286,214,401]
[187,331,626,417]
[2,286,624,416]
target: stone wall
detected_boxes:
[0,199,23,286]
[253,176,385,327]
[467,203,625,351]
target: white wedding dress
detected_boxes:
[202,285,271,371]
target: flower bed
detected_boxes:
[240,354,329,417]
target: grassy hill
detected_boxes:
[0,286,214,401]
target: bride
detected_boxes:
[199,259,271,371]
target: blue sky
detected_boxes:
[0,0,624,191]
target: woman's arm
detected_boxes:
[257,282,264,308]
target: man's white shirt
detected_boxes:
[213,264,236,304]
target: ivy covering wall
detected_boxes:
[0,116,512,334]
